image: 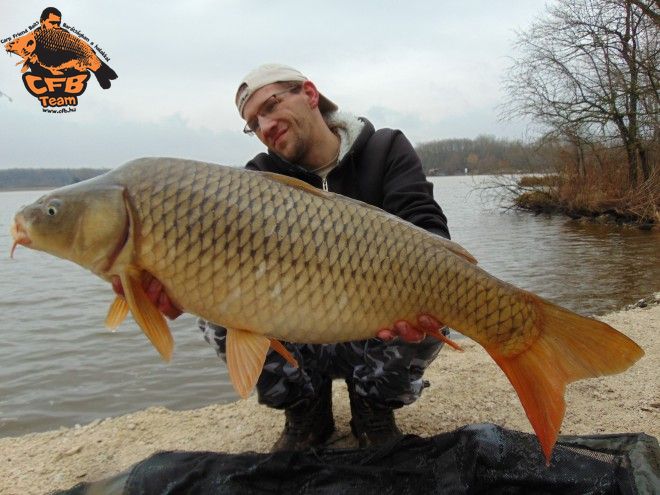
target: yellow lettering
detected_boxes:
[25,75,47,95]
[38,95,78,108]
[64,74,88,94]
[27,76,84,106]
[44,78,66,92]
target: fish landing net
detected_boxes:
[55,424,658,494]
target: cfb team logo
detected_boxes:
[3,7,117,112]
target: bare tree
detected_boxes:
[629,0,660,26]
[503,0,659,186]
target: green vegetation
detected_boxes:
[0,168,109,190]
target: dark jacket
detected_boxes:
[245,117,450,239]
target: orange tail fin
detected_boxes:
[486,298,644,465]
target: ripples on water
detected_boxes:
[0,177,658,437]
[1,193,235,437]
[438,177,659,316]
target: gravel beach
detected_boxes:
[1,302,658,495]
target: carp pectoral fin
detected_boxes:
[226,328,270,399]
[120,272,174,362]
[418,315,464,351]
[105,295,129,332]
[269,339,299,367]
[486,297,644,465]
[424,327,464,352]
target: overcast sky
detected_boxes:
[0,1,549,169]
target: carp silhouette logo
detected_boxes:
[4,7,117,111]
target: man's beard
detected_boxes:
[274,125,309,165]
[282,135,308,164]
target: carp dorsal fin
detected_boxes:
[105,295,129,331]
[120,269,174,361]
[436,237,478,264]
[259,171,388,214]
[226,328,271,399]
[259,169,477,265]
[260,171,332,198]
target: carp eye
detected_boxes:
[27,40,34,46]
[46,199,61,216]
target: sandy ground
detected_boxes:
[0,302,658,495]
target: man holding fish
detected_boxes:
[124,63,453,451]
[11,63,643,463]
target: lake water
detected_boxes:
[1,176,658,437]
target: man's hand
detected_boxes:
[111,273,183,320]
[377,315,445,343]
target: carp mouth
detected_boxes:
[10,216,31,258]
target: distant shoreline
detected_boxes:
[0,168,110,192]
[0,187,58,192]
[0,171,535,192]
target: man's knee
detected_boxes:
[350,332,448,406]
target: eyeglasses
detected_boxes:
[243,87,299,135]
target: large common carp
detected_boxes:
[10,157,643,463]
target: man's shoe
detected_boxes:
[271,379,335,452]
[347,380,403,448]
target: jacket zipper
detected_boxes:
[322,177,329,191]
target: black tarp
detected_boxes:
[54,423,659,494]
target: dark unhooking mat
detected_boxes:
[55,424,658,495]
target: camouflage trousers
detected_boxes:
[198,319,446,410]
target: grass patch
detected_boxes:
[508,168,659,227]
[514,191,558,212]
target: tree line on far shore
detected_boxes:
[0,136,546,191]
[415,135,549,176]
[0,168,109,190]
